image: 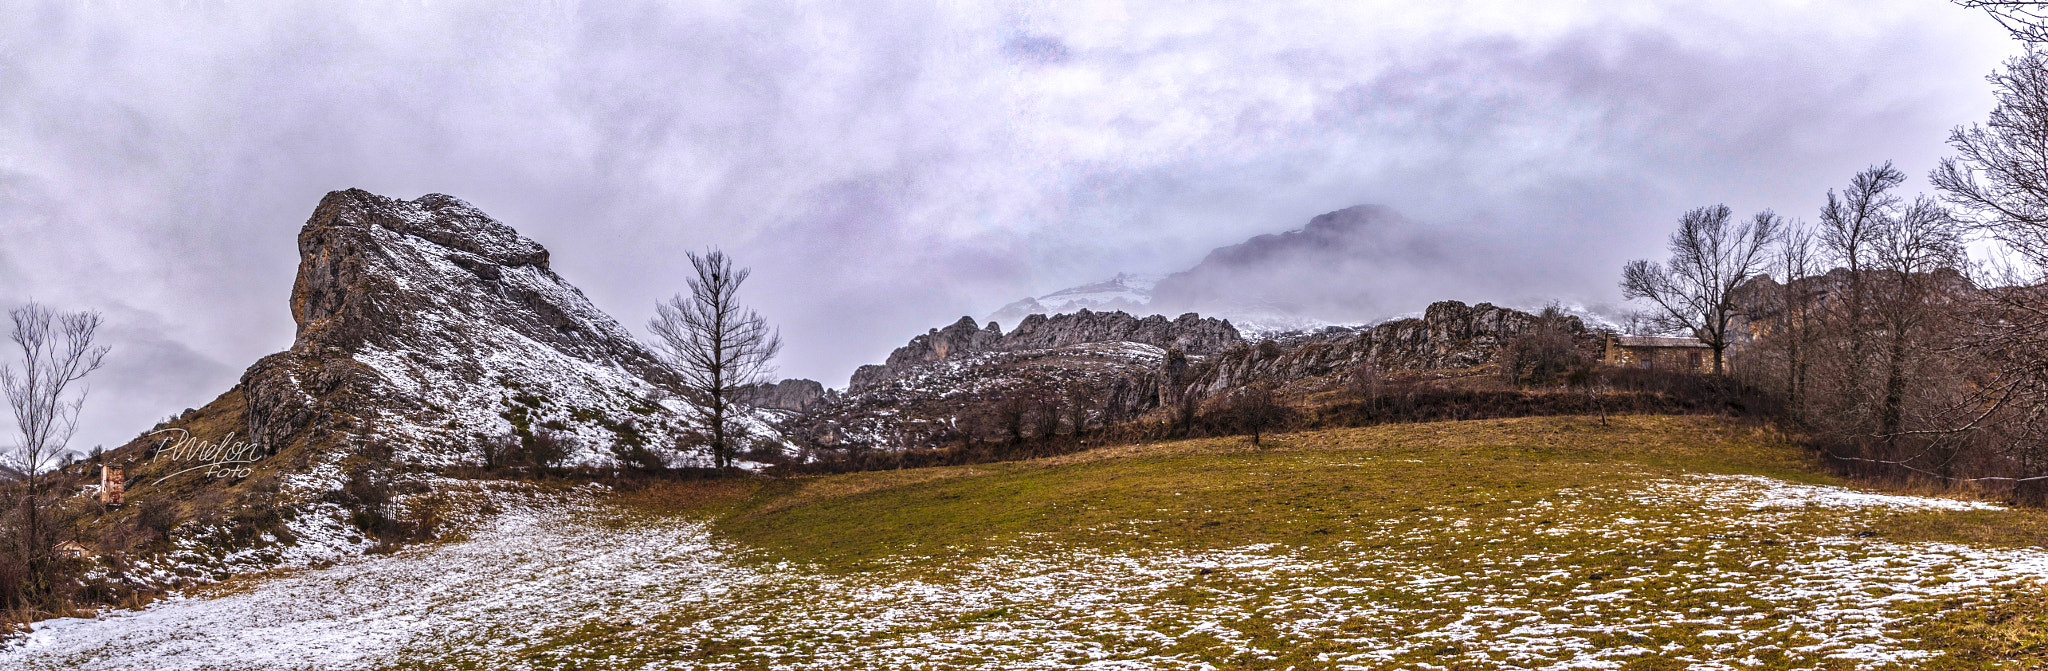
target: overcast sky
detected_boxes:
[0,0,2023,453]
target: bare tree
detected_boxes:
[1771,222,1822,413]
[1062,385,1094,434]
[1935,48,2048,270]
[1234,384,1283,446]
[1867,198,1968,440]
[1,303,109,492]
[648,251,782,470]
[1498,304,1585,387]
[1931,47,2048,474]
[1620,205,1779,374]
[1818,162,1908,409]
[983,392,1031,444]
[1955,1,2048,42]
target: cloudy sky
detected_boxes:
[0,0,2023,453]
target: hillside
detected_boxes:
[12,416,2048,670]
[31,189,795,601]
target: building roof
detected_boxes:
[1612,335,1709,349]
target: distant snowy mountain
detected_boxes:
[986,273,1161,327]
[986,273,1358,341]
[987,205,1446,335]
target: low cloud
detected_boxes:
[0,0,2021,451]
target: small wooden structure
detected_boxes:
[54,540,92,559]
[99,464,125,506]
[1603,334,1712,373]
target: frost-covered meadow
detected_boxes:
[5,469,2043,670]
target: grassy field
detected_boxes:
[711,416,2040,564]
[11,415,2048,670]
[677,415,2048,669]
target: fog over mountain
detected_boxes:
[0,1,2021,452]
[1148,205,1461,326]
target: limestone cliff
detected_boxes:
[849,310,1241,392]
[116,189,721,485]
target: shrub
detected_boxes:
[1219,384,1286,445]
[611,442,667,471]
[526,430,574,469]
[136,498,180,538]
[1499,305,1592,387]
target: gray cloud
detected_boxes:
[0,0,2022,453]
[1004,36,1072,65]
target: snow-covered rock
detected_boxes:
[107,188,774,483]
[233,189,717,467]
[986,273,1160,326]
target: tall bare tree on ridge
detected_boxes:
[1931,46,2048,472]
[649,250,782,470]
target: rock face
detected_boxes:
[161,189,720,471]
[803,301,1592,452]
[1194,300,1593,393]
[802,309,1242,450]
[737,379,829,413]
[1003,311,1241,354]
[849,310,1242,391]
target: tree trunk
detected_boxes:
[1880,328,1910,441]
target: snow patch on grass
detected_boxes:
[5,474,2042,670]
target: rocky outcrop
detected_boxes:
[1003,311,1240,354]
[1194,300,1592,394]
[813,309,1243,450]
[738,379,829,413]
[117,189,725,478]
[848,310,1242,391]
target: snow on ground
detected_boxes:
[6,475,2041,670]
[1645,473,2006,512]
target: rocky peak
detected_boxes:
[228,189,702,466]
[849,309,1242,391]
[1001,310,1240,354]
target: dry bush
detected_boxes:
[1498,305,1594,388]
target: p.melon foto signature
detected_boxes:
[147,428,263,485]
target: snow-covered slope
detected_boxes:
[107,189,790,481]
[250,189,760,467]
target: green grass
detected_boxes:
[541,415,2048,669]
[1912,580,2048,670]
[715,416,1916,570]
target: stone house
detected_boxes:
[1603,334,1713,373]
[55,540,92,559]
